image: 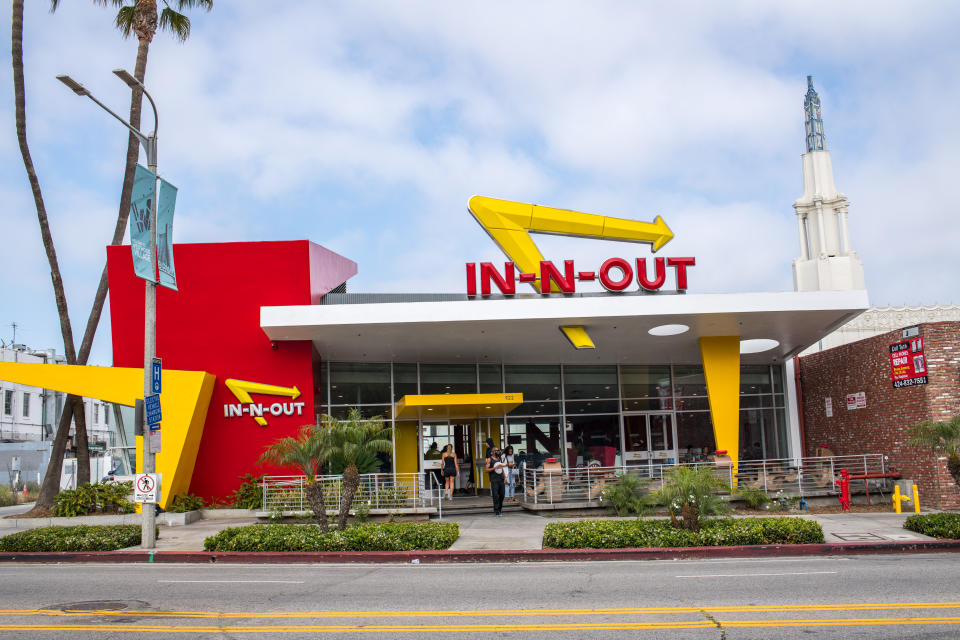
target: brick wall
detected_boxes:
[799,321,960,510]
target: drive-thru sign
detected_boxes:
[134,473,161,503]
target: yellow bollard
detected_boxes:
[912,484,921,513]
[893,485,901,513]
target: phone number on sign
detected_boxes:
[893,376,928,388]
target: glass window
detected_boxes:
[506,417,562,469]
[740,365,772,395]
[772,365,784,394]
[3,389,12,415]
[563,365,618,400]
[393,363,418,400]
[22,392,29,418]
[620,365,671,399]
[739,408,786,460]
[676,412,715,454]
[564,399,620,415]
[478,364,503,393]
[672,365,707,397]
[419,363,477,395]
[327,405,392,420]
[504,365,561,401]
[673,397,710,411]
[104,405,110,426]
[330,362,391,405]
[622,398,674,412]
[508,400,560,416]
[565,415,621,467]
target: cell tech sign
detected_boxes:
[465,196,694,296]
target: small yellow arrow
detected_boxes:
[468,196,673,293]
[224,379,301,426]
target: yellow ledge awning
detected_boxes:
[394,392,524,420]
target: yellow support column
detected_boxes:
[699,336,741,487]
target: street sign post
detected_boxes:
[151,357,162,394]
[145,393,162,426]
[134,473,161,503]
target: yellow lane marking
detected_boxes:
[2,602,960,619]
[1,618,960,633]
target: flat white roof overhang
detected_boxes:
[260,290,869,365]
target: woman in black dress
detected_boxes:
[441,444,458,500]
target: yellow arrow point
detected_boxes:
[291,386,301,400]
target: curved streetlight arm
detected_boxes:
[112,69,158,143]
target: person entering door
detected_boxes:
[486,446,506,516]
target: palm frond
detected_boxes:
[159,7,190,42]
[114,5,135,39]
[168,0,213,11]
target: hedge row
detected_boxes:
[0,525,148,552]
[903,513,960,540]
[543,517,824,549]
[203,522,460,552]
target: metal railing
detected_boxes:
[261,472,444,517]
[520,454,890,505]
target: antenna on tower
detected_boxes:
[804,75,826,153]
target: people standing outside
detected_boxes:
[441,444,458,500]
[485,446,506,516]
[502,445,517,502]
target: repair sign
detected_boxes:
[890,337,928,388]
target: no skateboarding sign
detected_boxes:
[134,473,161,503]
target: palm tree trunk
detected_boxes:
[27,30,152,514]
[305,480,330,533]
[338,464,360,530]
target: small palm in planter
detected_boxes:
[320,409,393,531]
[655,465,730,532]
[258,424,331,532]
[909,415,960,486]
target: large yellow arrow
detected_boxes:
[467,195,673,293]
[224,379,301,426]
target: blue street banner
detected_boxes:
[130,164,157,283]
[157,178,178,290]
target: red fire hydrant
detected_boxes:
[836,468,851,511]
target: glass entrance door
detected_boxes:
[622,413,677,469]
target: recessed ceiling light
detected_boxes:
[648,324,689,336]
[740,339,780,354]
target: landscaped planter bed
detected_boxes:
[203,522,459,552]
[543,517,824,549]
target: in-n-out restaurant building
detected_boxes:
[0,78,879,508]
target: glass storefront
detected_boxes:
[320,361,790,471]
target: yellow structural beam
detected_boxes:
[699,337,741,485]
[393,393,523,420]
[559,325,596,349]
[0,363,215,510]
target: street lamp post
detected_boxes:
[57,70,160,548]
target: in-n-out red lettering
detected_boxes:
[599,258,633,291]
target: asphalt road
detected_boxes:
[1,553,959,638]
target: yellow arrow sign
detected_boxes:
[224,379,301,426]
[467,195,673,293]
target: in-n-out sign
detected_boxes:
[465,196,694,297]
[466,257,695,296]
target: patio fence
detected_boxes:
[521,454,891,505]
[260,472,444,516]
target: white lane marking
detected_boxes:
[157,580,305,583]
[675,571,838,578]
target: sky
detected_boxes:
[1,1,959,366]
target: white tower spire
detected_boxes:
[792,76,865,292]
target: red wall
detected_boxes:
[799,321,960,509]
[107,240,356,501]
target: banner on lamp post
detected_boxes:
[130,164,158,283]
[157,178,178,290]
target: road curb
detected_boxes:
[1,540,959,564]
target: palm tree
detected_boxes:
[320,410,393,531]
[909,415,960,486]
[258,424,331,532]
[27,0,213,514]
[654,465,730,532]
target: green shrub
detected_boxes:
[543,517,824,549]
[600,473,651,516]
[735,486,772,510]
[0,525,154,552]
[0,485,15,507]
[904,513,960,539]
[169,493,205,513]
[52,482,136,517]
[230,474,264,509]
[654,466,730,531]
[203,522,460,552]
